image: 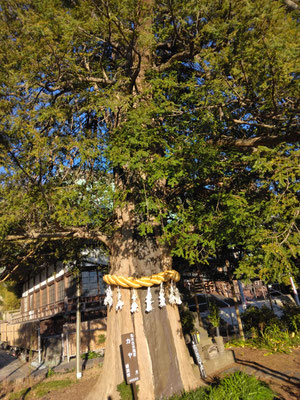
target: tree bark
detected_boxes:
[230,280,245,341]
[87,221,200,400]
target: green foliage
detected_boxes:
[226,305,300,354]
[226,326,300,354]
[259,325,300,354]
[0,0,298,290]
[168,371,275,399]
[117,381,139,400]
[281,303,300,332]
[0,282,21,311]
[81,351,100,360]
[8,388,28,400]
[241,306,280,334]
[207,301,221,329]
[97,334,106,345]
[179,305,195,335]
[46,367,55,378]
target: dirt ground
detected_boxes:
[227,347,300,400]
[1,348,299,399]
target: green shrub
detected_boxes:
[168,371,275,399]
[241,306,280,335]
[81,350,99,360]
[207,301,220,329]
[260,325,300,354]
[179,305,195,335]
[46,367,55,377]
[97,334,106,345]
[225,325,300,354]
[281,303,300,332]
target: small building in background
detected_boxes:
[0,250,108,364]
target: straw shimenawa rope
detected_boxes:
[103,269,180,289]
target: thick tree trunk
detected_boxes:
[87,227,200,400]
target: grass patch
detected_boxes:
[9,388,28,400]
[225,326,300,354]
[117,381,139,400]
[81,350,99,360]
[46,367,55,378]
[33,379,73,398]
[168,371,275,399]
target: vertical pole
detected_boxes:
[76,277,82,379]
[38,326,41,364]
[131,382,138,400]
[66,326,70,363]
[266,285,274,312]
[237,280,247,309]
[290,276,300,307]
[61,332,64,361]
[228,306,235,332]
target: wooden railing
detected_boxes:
[8,295,106,324]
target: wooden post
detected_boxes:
[66,326,70,363]
[131,382,138,400]
[76,277,82,379]
[37,327,41,364]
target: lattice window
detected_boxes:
[42,287,47,306]
[35,291,40,309]
[23,296,28,313]
[29,294,33,311]
[49,284,55,304]
[57,279,65,302]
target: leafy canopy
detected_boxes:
[0,0,299,283]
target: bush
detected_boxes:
[225,325,300,354]
[81,350,100,360]
[281,303,300,332]
[241,306,281,335]
[179,305,195,335]
[207,301,220,329]
[168,371,275,399]
[260,325,300,354]
[46,367,55,378]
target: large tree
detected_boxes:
[0,0,299,398]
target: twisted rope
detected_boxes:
[103,269,180,289]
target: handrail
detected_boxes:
[210,293,232,308]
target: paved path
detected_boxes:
[0,350,31,384]
[0,349,102,384]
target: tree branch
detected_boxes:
[232,119,276,129]
[215,131,300,149]
[155,50,191,73]
[284,0,299,10]
[4,228,111,249]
